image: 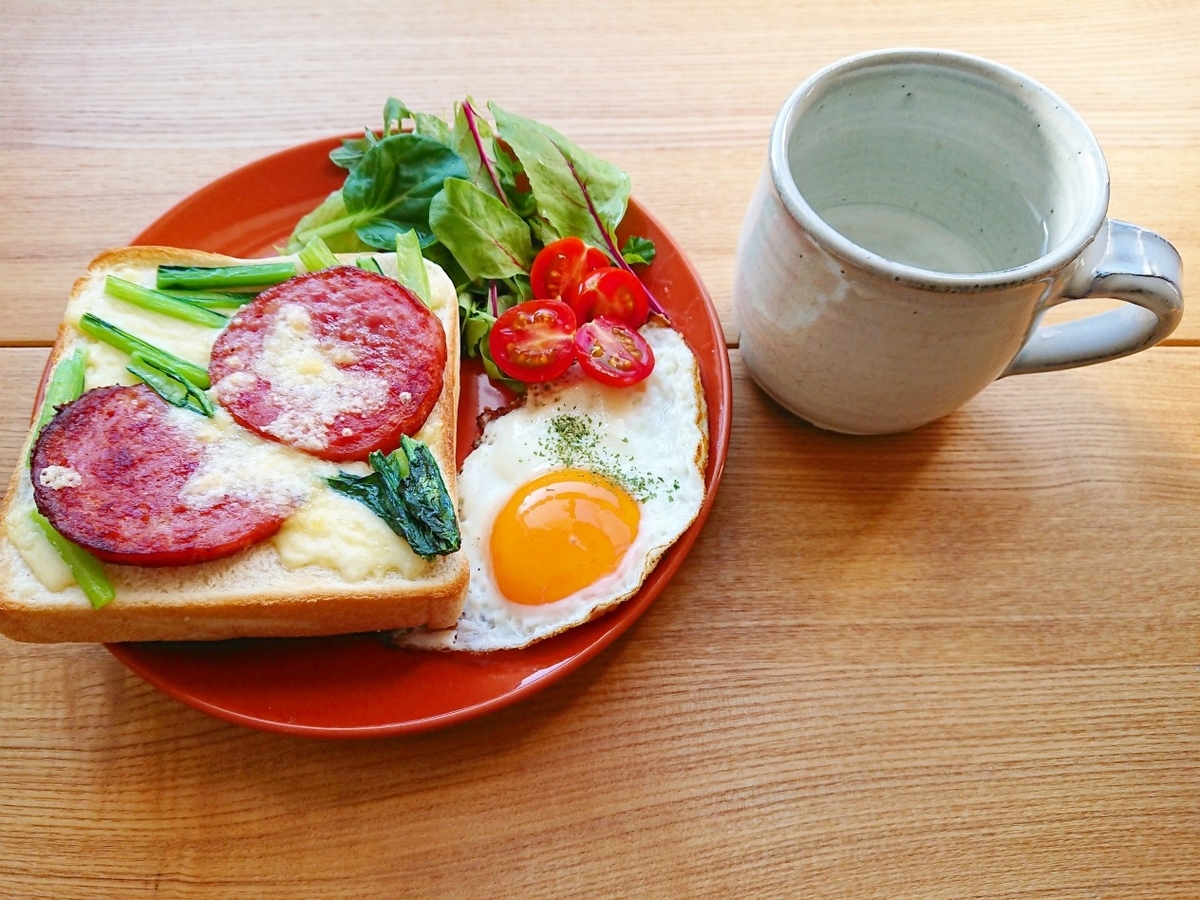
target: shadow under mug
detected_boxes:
[732,48,1183,435]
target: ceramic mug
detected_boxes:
[732,48,1183,434]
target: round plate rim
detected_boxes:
[103,135,733,738]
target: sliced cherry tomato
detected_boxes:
[489,299,578,383]
[573,317,655,387]
[529,237,609,306]
[574,267,651,328]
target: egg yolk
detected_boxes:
[490,469,640,605]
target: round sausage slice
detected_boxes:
[31,384,294,567]
[208,266,446,462]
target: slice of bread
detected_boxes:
[0,246,468,643]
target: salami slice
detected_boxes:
[208,266,446,462]
[30,384,294,567]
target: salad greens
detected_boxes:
[284,97,659,381]
[429,177,533,281]
[290,132,468,253]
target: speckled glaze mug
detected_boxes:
[732,48,1183,434]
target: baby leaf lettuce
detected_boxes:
[455,100,507,203]
[285,96,660,366]
[489,103,664,314]
[620,235,657,266]
[489,103,631,253]
[345,134,469,250]
[288,191,366,254]
[288,133,469,252]
[296,235,341,272]
[429,178,533,281]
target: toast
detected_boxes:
[0,246,469,643]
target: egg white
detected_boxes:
[395,323,708,651]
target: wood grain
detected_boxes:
[3,348,1200,897]
[2,1,1199,897]
[2,0,1197,345]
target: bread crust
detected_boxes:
[0,247,468,643]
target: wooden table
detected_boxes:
[3,2,1198,896]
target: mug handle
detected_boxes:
[1002,219,1183,377]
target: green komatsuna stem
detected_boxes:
[154,288,258,308]
[394,229,431,306]
[104,275,228,328]
[355,256,384,275]
[78,313,210,389]
[156,261,297,290]
[297,235,340,272]
[128,355,188,406]
[33,346,87,438]
[29,511,115,609]
[126,353,215,417]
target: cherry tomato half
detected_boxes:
[489,299,578,383]
[529,237,609,306]
[573,317,655,387]
[574,267,651,328]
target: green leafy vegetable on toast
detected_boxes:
[327,437,460,561]
[104,275,229,328]
[126,353,215,417]
[393,229,432,306]
[296,235,340,272]
[79,313,210,389]
[30,511,114,610]
[32,347,87,444]
[156,262,296,290]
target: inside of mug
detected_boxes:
[783,56,1107,276]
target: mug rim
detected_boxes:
[769,48,1111,289]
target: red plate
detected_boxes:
[105,136,732,738]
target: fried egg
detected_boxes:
[395,323,708,651]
